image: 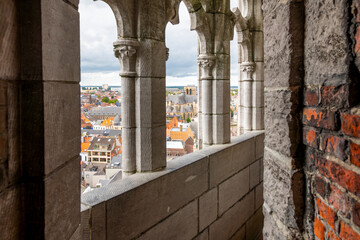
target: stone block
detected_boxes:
[0,187,22,240]
[42,0,80,82]
[0,162,7,191]
[105,156,208,240]
[305,0,350,86]
[90,202,106,240]
[213,54,230,80]
[263,150,304,230]
[212,80,230,114]
[264,1,304,88]
[0,133,6,163]
[209,192,254,240]
[0,106,6,132]
[6,82,20,184]
[219,167,249,215]
[212,113,230,144]
[250,160,260,189]
[252,107,264,131]
[263,210,287,240]
[44,157,80,239]
[44,82,80,175]
[0,81,6,106]
[255,133,264,159]
[138,200,198,240]
[246,208,264,240]
[69,225,81,240]
[136,77,166,128]
[253,62,264,81]
[136,39,166,78]
[194,229,209,240]
[136,125,166,172]
[229,225,245,240]
[265,106,301,158]
[0,2,20,80]
[252,81,264,108]
[255,183,263,210]
[199,188,218,231]
[232,137,256,171]
[208,146,234,188]
[253,31,264,62]
[201,80,212,114]
[202,114,213,145]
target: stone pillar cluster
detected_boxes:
[234,0,264,134]
[103,0,182,175]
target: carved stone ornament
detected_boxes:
[113,39,139,77]
[239,61,255,80]
[197,54,216,80]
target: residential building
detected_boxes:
[87,137,117,164]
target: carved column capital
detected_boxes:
[240,61,255,80]
[114,39,139,77]
[197,54,216,80]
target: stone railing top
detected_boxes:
[81,131,264,211]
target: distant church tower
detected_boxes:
[184,85,196,95]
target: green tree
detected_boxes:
[186,117,191,123]
[102,97,110,103]
[230,108,234,118]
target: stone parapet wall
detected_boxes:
[81,132,264,240]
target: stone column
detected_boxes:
[114,39,139,176]
[198,54,216,146]
[239,61,255,132]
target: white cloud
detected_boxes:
[79,0,240,87]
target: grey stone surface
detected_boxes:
[42,0,80,82]
[255,133,264,159]
[194,229,209,240]
[90,202,106,240]
[199,188,218,231]
[219,167,249,215]
[44,157,80,240]
[209,192,254,240]
[263,149,304,231]
[0,186,22,240]
[232,137,256,172]
[305,0,350,86]
[138,200,198,240]
[263,1,304,88]
[104,155,208,239]
[212,113,230,144]
[255,183,263,210]
[229,225,245,240]
[250,160,260,189]
[44,82,80,175]
[246,208,263,240]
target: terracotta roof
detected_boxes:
[81,142,90,152]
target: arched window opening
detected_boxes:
[79,1,123,191]
[165,2,199,161]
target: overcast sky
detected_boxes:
[79,0,239,86]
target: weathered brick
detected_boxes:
[320,134,347,160]
[303,108,337,130]
[341,113,360,138]
[304,87,319,106]
[327,229,340,240]
[320,85,348,108]
[314,175,328,199]
[350,142,360,168]
[339,221,360,239]
[314,217,325,240]
[353,202,360,228]
[316,158,360,197]
[303,127,318,148]
[328,184,352,219]
[316,198,336,229]
[356,27,360,53]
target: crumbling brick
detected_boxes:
[303,128,318,148]
[314,217,325,240]
[350,142,360,168]
[316,158,360,197]
[341,113,360,138]
[320,134,347,160]
[316,198,337,229]
[304,87,318,106]
[328,185,352,219]
[321,85,347,108]
[339,221,360,239]
[303,108,337,130]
